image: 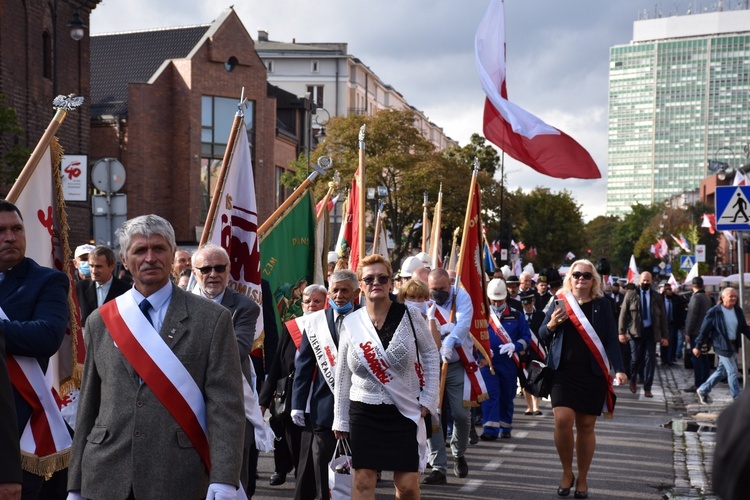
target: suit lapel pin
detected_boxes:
[168,328,176,339]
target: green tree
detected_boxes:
[611,203,662,275]
[512,187,585,270]
[443,133,500,176]
[0,94,31,186]
[584,215,622,265]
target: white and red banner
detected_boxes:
[341,168,362,272]
[627,255,638,283]
[207,122,264,350]
[475,0,600,179]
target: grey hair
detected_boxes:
[192,243,229,267]
[303,284,328,298]
[117,214,176,259]
[329,269,358,289]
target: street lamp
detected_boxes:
[708,146,736,180]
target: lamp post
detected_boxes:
[301,96,330,176]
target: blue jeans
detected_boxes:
[698,353,741,399]
[426,362,470,473]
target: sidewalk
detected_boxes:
[659,360,734,499]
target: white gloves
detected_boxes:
[67,493,85,500]
[205,483,236,500]
[439,323,455,336]
[291,409,306,427]
[499,343,516,357]
[439,345,453,363]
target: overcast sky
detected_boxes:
[91,0,728,221]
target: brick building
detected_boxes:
[0,0,100,244]
[90,7,302,243]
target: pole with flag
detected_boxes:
[627,255,638,283]
[447,226,460,271]
[421,192,429,253]
[357,125,367,270]
[429,185,443,268]
[6,94,85,478]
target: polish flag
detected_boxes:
[627,255,638,283]
[668,274,678,287]
[701,213,716,235]
[733,170,749,186]
[475,0,600,179]
[684,262,699,283]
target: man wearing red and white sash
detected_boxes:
[68,215,245,499]
[481,279,531,440]
[539,260,626,496]
[422,268,480,484]
[0,200,70,498]
[291,271,358,500]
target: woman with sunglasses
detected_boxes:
[539,259,627,499]
[333,254,440,499]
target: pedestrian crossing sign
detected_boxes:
[680,255,694,270]
[716,186,750,231]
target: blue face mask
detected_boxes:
[79,261,90,277]
[328,298,353,314]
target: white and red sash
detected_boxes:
[3,306,71,477]
[304,310,338,394]
[488,310,522,368]
[99,293,211,471]
[345,309,428,471]
[562,292,616,417]
[285,316,306,350]
[528,329,547,363]
[429,304,488,405]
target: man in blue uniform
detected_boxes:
[480,279,531,439]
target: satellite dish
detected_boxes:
[91,158,126,193]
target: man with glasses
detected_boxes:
[192,243,261,497]
[618,272,669,398]
[68,215,245,499]
[291,270,359,500]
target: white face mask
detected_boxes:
[405,300,427,314]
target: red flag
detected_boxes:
[342,168,362,272]
[476,0,600,179]
[701,213,716,235]
[458,182,492,357]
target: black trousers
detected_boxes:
[270,413,302,475]
[294,423,336,500]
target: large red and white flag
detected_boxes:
[475,0,600,179]
[206,122,264,349]
[627,255,638,283]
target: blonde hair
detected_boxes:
[398,278,430,303]
[561,259,603,299]
[357,254,393,280]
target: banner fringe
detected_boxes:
[21,448,70,479]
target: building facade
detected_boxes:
[0,0,101,245]
[90,8,303,243]
[607,9,750,216]
[254,31,458,152]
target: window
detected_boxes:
[200,96,255,221]
[267,60,274,73]
[311,60,319,73]
[307,85,324,108]
[276,167,288,206]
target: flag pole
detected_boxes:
[448,226,460,271]
[371,200,384,256]
[200,90,247,247]
[357,125,366,264]
[429,185,442,267]
[6,95,82,203]
[259,155,332,238]
[421,191,429,253]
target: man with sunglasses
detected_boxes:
[291,270,359,500]
[192,243,261,497]
[618,271,669,398]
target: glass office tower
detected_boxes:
[607,10,750,216]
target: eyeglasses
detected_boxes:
[361,275,390,286]
[196,264,228,275]
[571,272,593,280]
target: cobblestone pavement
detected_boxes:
[660,359,734,500]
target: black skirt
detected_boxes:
[550,301,608,416]
[349,401,418,472]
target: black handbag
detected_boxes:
[271,372,293,419]
[524,360,552,398]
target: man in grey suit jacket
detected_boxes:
[68,215,245,500]
[192,243,261,497]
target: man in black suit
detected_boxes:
[191,243,261,498]
[520,290,546,415]
[291,269,359,500]
[661,283,686,365]
[0,329,21,500]
[75,246,131,325]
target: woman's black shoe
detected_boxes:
[557,474,575,497]
[574,490,588,499]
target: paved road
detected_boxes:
[252,369,685,499]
